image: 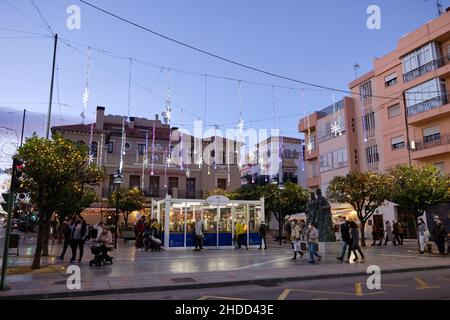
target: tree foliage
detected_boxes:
[327,171,392,246]
[17,134,104,268]
[109,187,145,227]
[388,165,450,218]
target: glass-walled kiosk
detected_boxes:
[153,196,265,250]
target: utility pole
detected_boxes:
[20,109,26,147]
[402,92,413,167]
[46,34,58,139]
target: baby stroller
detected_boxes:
[144,231,162,252]
[89,244,113,266]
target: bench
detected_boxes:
[121,230,136,242]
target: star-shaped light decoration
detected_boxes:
[331,120,342,137]
[165,156,173,167]
[237,119,244,131]
[82,87,90,107]
[196,156,203,168]
[185,168,191,178]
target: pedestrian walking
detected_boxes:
[290,219,304,260]
[337,216,351,263]
[306,222,321,264]
[59,216,74,260]
[431,215,447,255]
[284,221,292,244]
[417,218,427,254]
[398,222,405,245]
[193,216,205,252]
[384,221,395,246]
[70,217,89,263]
[349,221,365,263]
[371,224,380,246]
[258,221,269,250]
[393,221,401,246]
[235,220,247,249]
[135,216,146,251]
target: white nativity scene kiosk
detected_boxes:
[152,195,265,250]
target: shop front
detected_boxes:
[153,196,265,250]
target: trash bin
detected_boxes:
[9,234,19,256]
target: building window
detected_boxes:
[402,42,442,82]
[138,144,146,155]
[423,125,440,143]
[405,78,447,116]
[168,177,179,196]
[217,179,227,190]
[391,136,405,150]
[319,152,333,172]
[149,176,159,197]
[365,145,379,164]
[332,148,348,169]
[388,104,401,118]
[186,178,196,199]
[90,142,98,157]
[106,142,114,153]
[434,162,445,174]
[384,73,398,87]
[309,160,318,177]
[359,81,373,107]
[364,112,376,130]
[129,175,141,189]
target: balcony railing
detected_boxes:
[407,94,448,117]
[412,132,450,152]
[403,56,446,83]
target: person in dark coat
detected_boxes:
[59,216,74,260]
[431,215,448,255]
[258,221,270,250]
[337,216,352,262]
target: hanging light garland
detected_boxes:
[119,117,126,174]
[81,47,91,123]
[151,122,155,176]
[141,129,149,190]
[88,121,94,165]
[180,109,184,171]
[331,92,342,137]
[165,68,173,168]
[98,133,104,166]
[360,93,368,143]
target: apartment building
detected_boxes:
[240,136,307,188]
[299,10,450,237]
[52,107,241,222]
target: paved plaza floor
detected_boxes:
[0,229,449,299]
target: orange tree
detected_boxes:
[17,134,104,269]
[388,165,450,218]
[108,187,144,228]
[327,171,391,247]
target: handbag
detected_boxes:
[300,241,307,251]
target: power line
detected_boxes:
[1,0,53,36]
[0,26,51,37]
[29,0,54,34]
[78,0,405,103]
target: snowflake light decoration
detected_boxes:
[331,120,342,137]
[88,154,94,165]
[185,168,191,178]
[143,158,150,168]
[164,106,172,124]
[166,156,173,167]
[306,142,313,154]
[237,120,244,131]
[196,156,203,168]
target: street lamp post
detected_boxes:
[113,169,123,249]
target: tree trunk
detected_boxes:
[360,221,366,248]
[124,213,129,229]
[42,222,50,256]
[31,218,45,269]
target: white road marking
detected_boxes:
[232,257,292,271]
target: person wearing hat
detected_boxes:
[431,215,447,255]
